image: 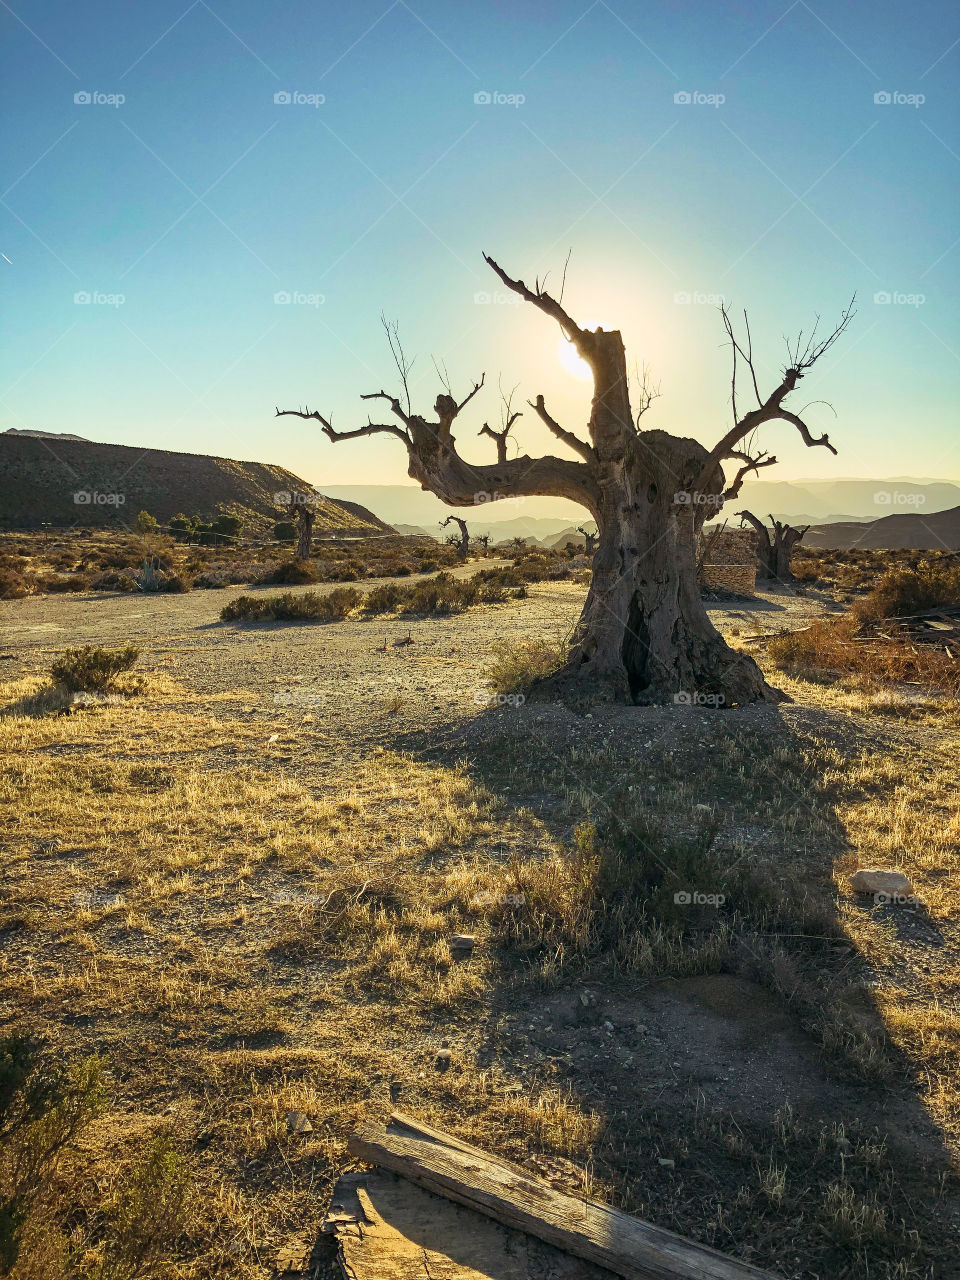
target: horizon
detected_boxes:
[2,1,958,493]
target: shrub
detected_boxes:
[854,562,960,622]
[91,571,138,593]
[274,521,297,543]
[221,587,362,623]
[486,636,567,695]
[257,559,319,586]
[362,583,404,613]
[0,568,32,600]
[50,645,141,693]
[133,510,159,535]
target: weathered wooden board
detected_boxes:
[323,1169,614,1279]
[347,1112,776,1280]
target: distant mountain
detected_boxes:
[0,435,389,533]
[804,505,960,550]
[321,484,587,527]
[730,478,960,525]
[3,428,90,442]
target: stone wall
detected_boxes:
[698,526,757,595]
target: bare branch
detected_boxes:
[381,314,415,417]
[274,405,408,445]
[632,361,661,423]
[529,394,596,463]
[483,253,585,344]
[722,449,778,500]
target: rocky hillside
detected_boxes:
[0,434,389,534]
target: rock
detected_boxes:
[602,1020,614,1033]
[286,1111,313,1135]
[850,869,914,897]
[658,1158,675,1169]
[434,1049,452,1072]
[450,934,475,954]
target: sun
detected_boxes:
[557,336,592,381]
[557,322,607,380]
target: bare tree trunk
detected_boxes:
[577,524,597,556]
[738,511,808,582]
[440,515,469,560]
[295,504,315,561]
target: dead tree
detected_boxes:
[440,514,470,560]
[295,503,316,561]
[737,511,810,582]
[276,253,852,705]
[577,525,597,556]
[473,533,490,554]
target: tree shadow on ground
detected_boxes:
[386,698,960,1279]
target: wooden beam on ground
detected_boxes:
[347,1111,777,1280]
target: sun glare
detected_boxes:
[557,336,593,381]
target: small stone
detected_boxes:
[658,1158,675,1169]
[286,1111,313,1135]
[602,1020,614,1033]
[850,869,914,897]
[450,934,475,953]
[434,1049,452,1072]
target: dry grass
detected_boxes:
[3,632,960,1276]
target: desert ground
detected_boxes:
[2,560,960,1279]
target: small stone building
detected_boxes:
[697,526,757,595]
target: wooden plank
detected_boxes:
[347,1112,776,1280]
[322,1168,613,1279]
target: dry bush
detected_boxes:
[220,587,362,622]
[486,636,568,695]
[768,616,960,695]
[853,561,960,621]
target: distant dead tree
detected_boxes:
[696,519,728,579]
[509,535,528,556]
[737,511,810,582]
[577,524,597,556]
[473,533,490,554]
[282,496,316,561]
[276,252,852,705]
[440,514,470,560]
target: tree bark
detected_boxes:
[738,511,808,582]
[295,504,315,561]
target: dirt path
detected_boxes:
[0,571,837,756]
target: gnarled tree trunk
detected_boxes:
[440,515,470,561]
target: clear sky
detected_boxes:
[2,0,958,499]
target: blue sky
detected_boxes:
[1,0,958,499]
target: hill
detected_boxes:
[804,504,960,550]
[0,435,389,534]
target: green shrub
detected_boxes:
[362,583,404,613]
[274,521,297,544]
[50,646,141,694]
[133,510,159,535]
